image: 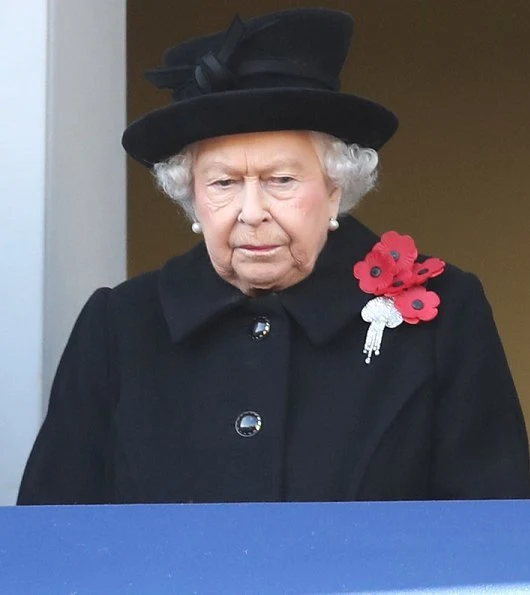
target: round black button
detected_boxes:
[235,411,262,437]
[250,317,271,340]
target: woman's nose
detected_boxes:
[237,180,270,225]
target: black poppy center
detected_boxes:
[390,250,400,261]
[412,299,424,310]
[370,266,382,278]
[418,268,429,275]
[392,280,404,288]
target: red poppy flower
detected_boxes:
[411,257,446,283]
[374,231,418,273]
[353,249,396,295]
[394,286,441,324]
[384,268,414,297]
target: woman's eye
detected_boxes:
[213,179,234,188]
[270,176,295,185]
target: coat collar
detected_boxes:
[159,215,379,344]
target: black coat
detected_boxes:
[18,216,530,504]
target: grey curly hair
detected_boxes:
[152,131,379,220]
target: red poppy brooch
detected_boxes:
[353,231,445,364]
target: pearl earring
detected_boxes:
[191,221,202,234]
[328,217,339,231]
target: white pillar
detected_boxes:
[0,0,126,505]
[43,0,127,405]
[0,0,48,506]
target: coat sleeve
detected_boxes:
[17,288,116,505]
[430,272,530,499]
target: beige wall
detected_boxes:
[127,0,530,427]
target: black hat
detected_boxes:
[122,8,398,167]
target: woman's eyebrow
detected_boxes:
[197,158,306,176]
[196,161,241,175]
[262,158,305,172]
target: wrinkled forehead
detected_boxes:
[192,130,325,174]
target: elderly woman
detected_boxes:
[18,8,530,504]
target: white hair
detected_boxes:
[152,131,379,220]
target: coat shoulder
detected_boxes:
[111,267,160,304]
[426,260,491,326]
[108,243,204,307]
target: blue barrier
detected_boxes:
[1,500,529,594]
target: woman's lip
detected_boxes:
[239,245,280,251]
[237,245,282,255]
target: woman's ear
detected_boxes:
[329,185,341,217]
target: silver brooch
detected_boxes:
[361,297,403,364]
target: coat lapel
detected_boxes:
[345,322,434,497]
[279,215,377,344]
[158,240,246,342]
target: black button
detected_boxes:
[235,411,262,437]
[250,317,271,340]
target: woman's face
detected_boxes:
[192,131,341,295]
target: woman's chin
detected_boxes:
[234,264,308,295]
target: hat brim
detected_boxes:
[122,88,398,166]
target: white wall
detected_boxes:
[0,0,126,505]
[0,0,48,506]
